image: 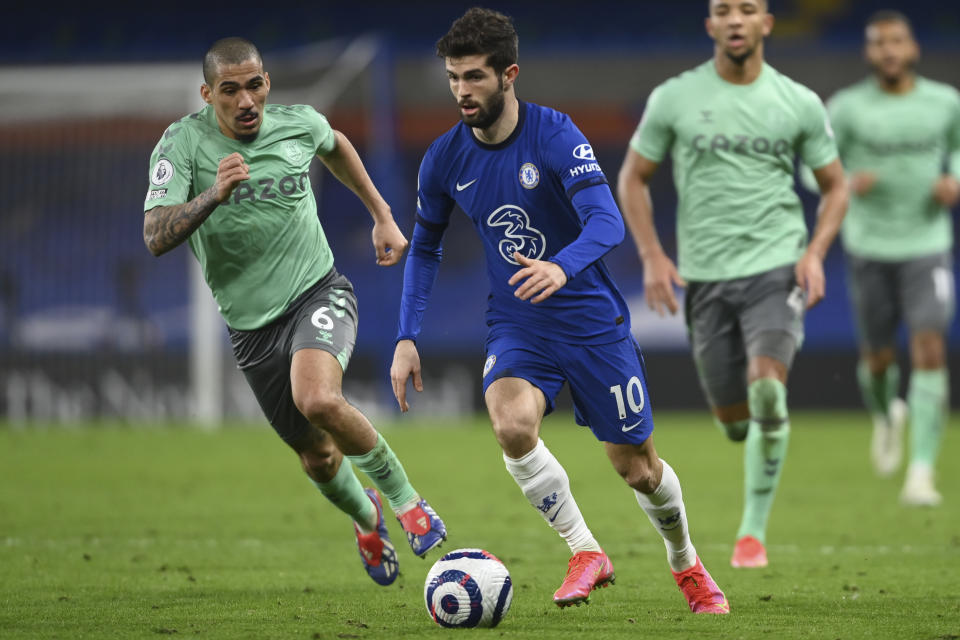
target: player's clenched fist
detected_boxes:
[215,152,250,203]
[372,219,409,266]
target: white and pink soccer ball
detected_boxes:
[423,548,513,628]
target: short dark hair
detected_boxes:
[708,0,768,12]
[203,37,262,85]
[436,7,518,75]
[866,10,913,35]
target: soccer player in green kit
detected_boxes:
[617,0,849,568]
[825,11,960,505]
[142,37,446,587]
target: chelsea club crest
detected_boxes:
[483,354,497,377]
[518,163,539,189]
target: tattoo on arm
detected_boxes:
[144,185,220,256]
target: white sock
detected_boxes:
[503,438,601,554]
[634,459,697,572]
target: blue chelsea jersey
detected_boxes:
[403,101,632,344]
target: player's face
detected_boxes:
[706,0,772,64]
[445,55,508,130]
[200,58,271,141]
[865,21,918,84]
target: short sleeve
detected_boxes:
[144,122,194,211]
[798,89,839,171]
[543,115,609,200]
[629,84,675,163]
[825,94,849,157]
[947,89,960,181]
[310,109,337,156]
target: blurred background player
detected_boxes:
[617,0,849,567]
[390,7,728,614]
[823,11,960,504]
[142,37,446,586]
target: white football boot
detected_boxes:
[871,397,907,477]
[900,462,942,507]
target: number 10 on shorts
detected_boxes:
[609,376,646,420]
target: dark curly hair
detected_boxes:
[436,7,518,75]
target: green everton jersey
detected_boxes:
[828,76,960,260]
[631,60,838,281]
[144,103,337,330]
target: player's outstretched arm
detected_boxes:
[144,153,249,256]
[390,339,423,413]
[318,130,408,266]
[797,158,849,308]
[617,149,685,316]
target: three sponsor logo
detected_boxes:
[486,204,546,264]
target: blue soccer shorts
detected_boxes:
[481,326,655,445]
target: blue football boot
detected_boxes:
[397,498,447,558]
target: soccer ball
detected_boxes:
[423,548,513,628]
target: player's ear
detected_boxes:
[762,12,774,37]
[909,37,920,65]
[502,64,519,89]
[263,71,271,93]
[704,16,715,41]
[200,83,213,105]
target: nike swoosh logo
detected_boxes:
[621,419,642,432]
[455,178,478,191]
[549,502,565,523]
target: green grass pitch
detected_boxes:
[1,411,958,639]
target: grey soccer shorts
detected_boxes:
[684,264,806,408]
[846,250,955,351]
[228,267,359,446]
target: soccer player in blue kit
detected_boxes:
[390,7,728,614]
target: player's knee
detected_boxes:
[747,377,788,424]
[294,388,348,429]
[608,445,661,494]
[911,332,945,369]
[620,458,660,494]
[295,432,339,481]
[490,416,539,459]
[863,348,896,375]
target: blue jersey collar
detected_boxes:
[469,100,527,151]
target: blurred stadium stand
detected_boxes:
[1,1,958,422]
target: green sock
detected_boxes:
[312,457,376,529]
[347,433,418,512]
[737,378,790,545]
[907,368,949,468]
[857,360,899,417]
[714,417,750,442]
